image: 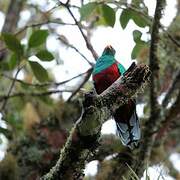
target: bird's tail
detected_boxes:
[113,100,141,149]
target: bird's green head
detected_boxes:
[102,45,116,56]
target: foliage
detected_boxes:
[80,2,116,27]
[0,0,179,179]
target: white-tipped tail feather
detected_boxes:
[116,111,140,149]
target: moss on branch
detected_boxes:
[41,62,150,180]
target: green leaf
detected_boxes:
[120,8,149,29]
[28,61,49,82]
[0,62,10,71]
[132,0,142,7]
[101,5,115,27]
[36,50,54,61]
[28,30,49,48]
[131,10,149,28]
[80,2,97,20]
[120,9,131,29]
[8,53,19,70]
[133,30,142,43]
[2,33,23,55]
[131,43,144,59]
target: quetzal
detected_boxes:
[92,45,140,148]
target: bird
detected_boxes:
[92,45,140,149]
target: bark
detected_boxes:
[0,0,24,60]
[135,0,165,177]
[2,0,23,33]
[40,63,150,180]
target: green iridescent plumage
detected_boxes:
[92,46,126,75]
[92,45,140,149]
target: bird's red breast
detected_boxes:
[93,63,120,94]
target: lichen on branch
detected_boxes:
[41,62,150,180]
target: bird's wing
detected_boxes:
[115,60,126,75]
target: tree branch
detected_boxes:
[67,68,93,102]
[135,0,165,177]
[0,0,24,60]
[165,31,180,47]
[59,1,99,60]
[0,68,91,88]
[0,65,23,113]
[156,91,180,139]
[149,0,164,116]
[0,90,73,101]
[58,35,94,66]
[0,20,77,53]
[162,70,180,108]
[40,63,150,180]
[1,0,24,33]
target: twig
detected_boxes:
[156,91,180,139]
[59,1,98,60]
[15,20,76,35]
[160,25,180,48]
[0,20,76,53]
[0,65,23,113]
[58,36,94,66]
[67,68,93,102]
[165,31,180,48]
[0,89,73,101]
[0,68,91,88]
[56,0,98,101]
[162,70,180,108]
[66,0,70,5]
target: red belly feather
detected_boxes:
[93,63,120,94]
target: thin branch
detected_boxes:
[15,20,76,36]
[66,0,70,5]
[58,36,94,66]
[40,63,150,180]
[0,20,76,53]
[0,68,91,88]
[162,28,180,48]
[115,1,180,49]
[67,68,93,102]
[156,91,180,139]
[162,70,180,108]
[0,65,23,113]
[0,89,73,101]
[59,1,98,60]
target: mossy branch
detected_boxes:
[41,63,150,180]
[135,0,165,177]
